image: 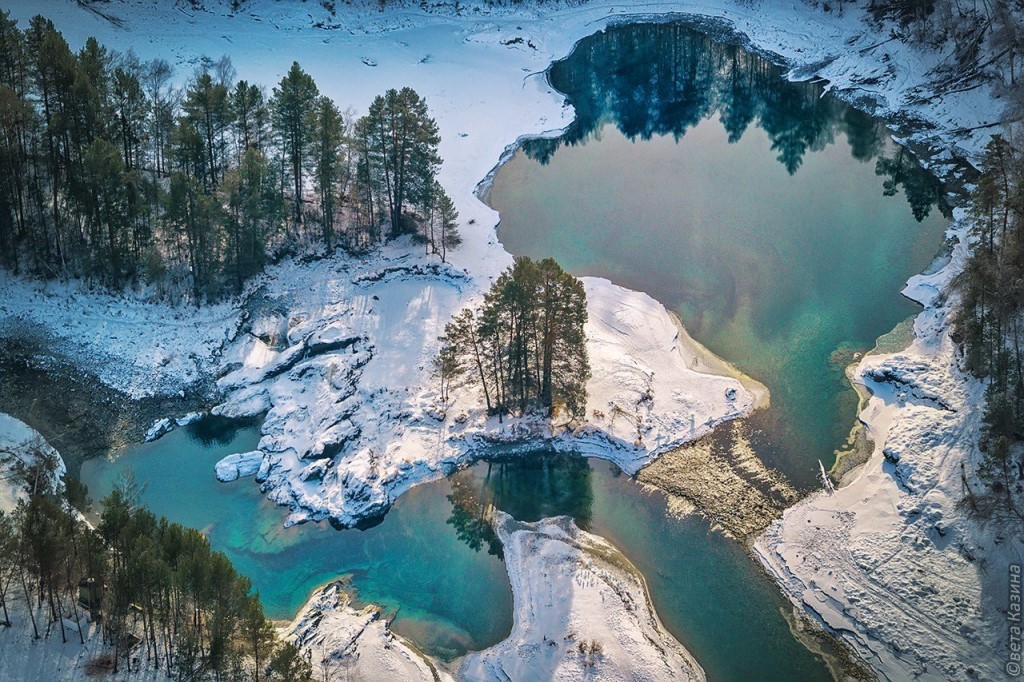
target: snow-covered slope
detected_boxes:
[0,274,238,401]
[755,213,1023,681]
[209,247,753,527]
[0,590,163,682]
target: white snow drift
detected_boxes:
[459,512,705,681]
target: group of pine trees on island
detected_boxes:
[0,10,593,680]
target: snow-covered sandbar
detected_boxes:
[288,512,705,682]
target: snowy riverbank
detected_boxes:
[754,211,1024,680]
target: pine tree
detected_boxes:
[434,184,461,263]
[166,172,221,303]
[222,147,282,293]
[110,63,148,172]
[232,80,269,156]
[440,258,590,420]
[241,593,276,682]
[357,87,440,238]
[142,58,173,178]
[182,69,233,191]
[271,62,319,227]
[0,510,15,626]
[268,641,313,681]
[312,95,345,250]
[82,138,131,286]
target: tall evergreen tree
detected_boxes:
[271,62,319,227]
[440,257,590,420]
[182,69,233,191]
[312,95,345,250]
[357,87,440,238]
[231,80,269,156]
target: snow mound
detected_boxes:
[288,582,453,682]
[459,512,705,681]
[214,450,264,482]
[0,413,66,513]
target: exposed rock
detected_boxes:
[638,420,798,541]
[144,417,174,442]
[214,450,264,482]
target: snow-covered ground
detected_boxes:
[288,510,705,682]
[459,512,705,681]
[755,211,1023,681]
[288,581,455,682]
[0,413,65,512]
[0,0,996,400]
[0,274,238,401]
[284,509,710,682]
[0,590,165,682]
[0,0,997,524]
[210,251,752,526]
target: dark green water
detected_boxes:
[81,421,831,679]
[488,22,950,488]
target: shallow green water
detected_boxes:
[81,422,831,679]
[488,22,950,488]
[80,421,514,660]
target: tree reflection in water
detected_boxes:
[446,452,596,555]
[524,22,948,221]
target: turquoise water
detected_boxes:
[81,423,831,679]
[80,421,514,659]
[487,22,950,488]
